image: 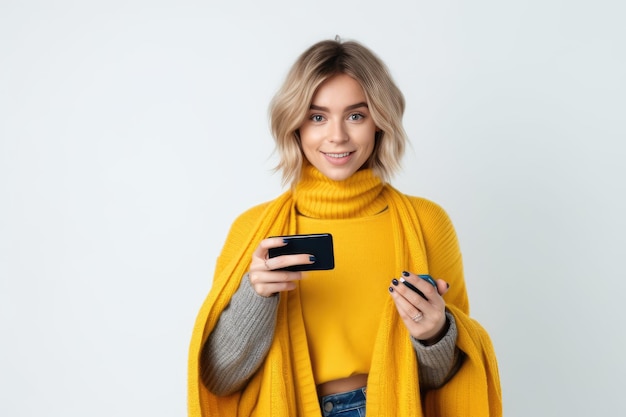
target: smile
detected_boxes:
[323,152,352,158]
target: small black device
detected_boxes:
[401,274,438,300]
[268,233,334,271]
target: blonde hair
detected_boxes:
[269,38,407,187]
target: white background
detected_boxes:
[1,1,625,415]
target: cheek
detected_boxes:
[299,128,320,149]
[363,130,377,154]
[364,143,375,162]
[298,139,316,160]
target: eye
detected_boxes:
[348,113,365,121]
[310,114,324,122]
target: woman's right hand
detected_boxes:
[248,237,314,297]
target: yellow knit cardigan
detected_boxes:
[188,177,501,416]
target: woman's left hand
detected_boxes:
[388,271,450,342]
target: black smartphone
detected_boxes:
[267,233,334,271]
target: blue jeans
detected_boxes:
[319,387,366,417]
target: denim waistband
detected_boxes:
[319,387,366,416]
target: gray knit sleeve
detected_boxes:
[411,311,465,390]
[200,274,279,396]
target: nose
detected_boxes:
[328,120,348,143]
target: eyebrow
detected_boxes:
[309,102,369,112]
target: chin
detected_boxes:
[321,170,356,182]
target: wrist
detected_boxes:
[419,315,450,346]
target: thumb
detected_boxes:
[436,279,450,296]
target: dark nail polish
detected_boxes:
[402,271,410,277]
[309,255,316,262]
[447,282,450,289]
[392,278,399,286]
[388,286,394,293]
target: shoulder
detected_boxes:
[225,199,276,239]
[224,191,292,239]
[231,201,273,228]
[215,196,285,264]
[398,193,460,243]
[404,195,454,226]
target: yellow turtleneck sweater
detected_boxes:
[294,165,394,384]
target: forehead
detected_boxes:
[311,73,367,104]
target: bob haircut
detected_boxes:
[269,38,407,187]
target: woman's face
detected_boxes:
[299,73,378,182]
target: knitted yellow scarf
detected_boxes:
[188,166,501,416]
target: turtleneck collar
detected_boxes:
[292,163,388,219]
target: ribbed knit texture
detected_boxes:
[200,274,279,395]
[412,312,462,389]
[188,165,502,416]
[294,163,387,219]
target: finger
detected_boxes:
[399,277,428,300]
[392,277,440,316]
[265,253,316,271]
[253,237,288,259]
[253,281,297,297]
[249,270,303,297]
[409,310,424,323]
[436,279,450,296]
[388,284,423,322]
[250,238,289,271]
[416,274,438,289]
[400,273,439,303]
[401,272,438,296]
[249,269,302,285]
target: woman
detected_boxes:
[188,38,501,417]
